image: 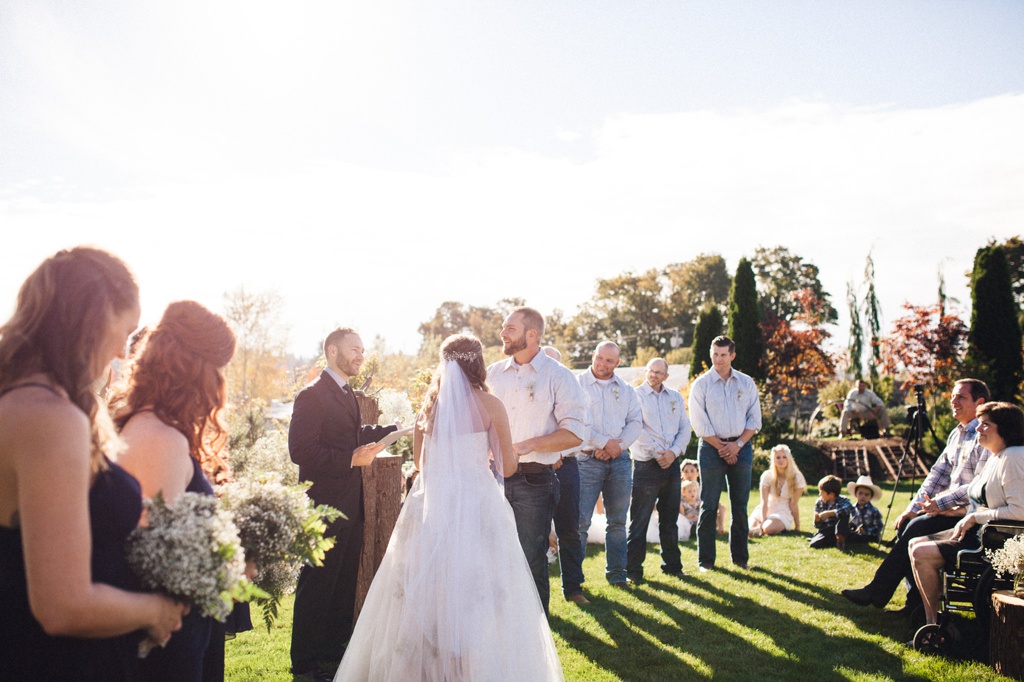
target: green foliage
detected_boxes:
[631,346,659,368]
[665,253,732,348]
[228,422,297,486]
[223,286,290,406]
[752,246,838,324]
[846,281,863,380]
[664,347,691,366]
[863,252,883,380]
[966,244,1024,401]
[689,305,724,378]
[727,257,764,380]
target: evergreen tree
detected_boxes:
[965,245,1024,401]
[863,252,882,380]
[727,258,764,380]
[689,305,724,378]
[846,282,863,380]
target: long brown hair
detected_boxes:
[111,301,236,482]
[0,247,139,473]
[419,334,488,427]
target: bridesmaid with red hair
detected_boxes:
[112,300,241,682]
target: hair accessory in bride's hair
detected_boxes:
[443,350,479,363]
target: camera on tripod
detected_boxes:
[906,384,930,436]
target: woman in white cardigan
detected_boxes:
[909,401,1024,627]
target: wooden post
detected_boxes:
[353,392,404,622]
[990,590,1024,679]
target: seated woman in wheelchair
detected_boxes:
[909,401,1024,630]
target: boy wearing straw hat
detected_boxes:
[846,475,884,545]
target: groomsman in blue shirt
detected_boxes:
[626,358,692,582]
[576,342,643,587]
[687,335,761,571]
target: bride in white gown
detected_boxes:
[334,334,564,682]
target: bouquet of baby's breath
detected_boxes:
[987,534,1024,596]
[126,492,264,655]
[218,475,343,630]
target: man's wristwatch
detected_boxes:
[736,439,745,449]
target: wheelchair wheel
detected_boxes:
[913,623,955,654]
[972,566,995,627]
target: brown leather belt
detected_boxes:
[516,462,552,475]
[721,436,740,442]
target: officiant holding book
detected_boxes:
[288,327,397,679]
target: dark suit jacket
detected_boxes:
[288,372,395,526]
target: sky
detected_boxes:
[1,1,1022,359]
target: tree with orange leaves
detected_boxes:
[880,303,967,393]
[762,288,836,402]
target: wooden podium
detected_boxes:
[352,392,404,622]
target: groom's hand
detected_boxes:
[513,439,536,456]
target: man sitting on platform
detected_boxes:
[840,380,891,437]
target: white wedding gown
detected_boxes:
[334,431,564,682]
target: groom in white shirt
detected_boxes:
[488,307,588,614]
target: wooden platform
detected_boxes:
[817,438,932,482]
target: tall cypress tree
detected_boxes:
[965,245,1024,401]
[863,252,882,381]
[847,281,863,380]
[727,258,764,380]
[690,305,724,378]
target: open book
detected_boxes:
[375,426,415,452]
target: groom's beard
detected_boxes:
[503,333,527,356]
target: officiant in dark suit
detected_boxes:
[288,327,397,679]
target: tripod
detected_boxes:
[880,385,938,546]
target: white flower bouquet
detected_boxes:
[987,534,1024,596]
[126,492,263,655]
[218,475,343,629]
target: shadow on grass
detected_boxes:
[550,545,934,682]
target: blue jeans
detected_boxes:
[696,439,752,568]
[553,457,585,598]
[626,457,682,579]
[578,452,633,584]
[504,467,559,614]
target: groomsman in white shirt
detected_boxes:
[626,358,692,583]
[576,342,643,587]
[488,308,588,614]
[687,335,761,571]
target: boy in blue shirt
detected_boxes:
[809,475,854,551]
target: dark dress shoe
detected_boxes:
[841,587,877,607]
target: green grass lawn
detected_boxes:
[226,483,1014,681]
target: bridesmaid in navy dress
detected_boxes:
[0,247,187,681]
[113,300,250,682]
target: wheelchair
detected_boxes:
[913,519,1024,653]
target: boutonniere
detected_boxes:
[737,389,743,402]
[670,399,677,414]
[525,381,536,401]
[612,386,620,403]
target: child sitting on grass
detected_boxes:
[845,475,884,545]
[681,458,726,534]
[679,480,700,541]
[809,474,854,551]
